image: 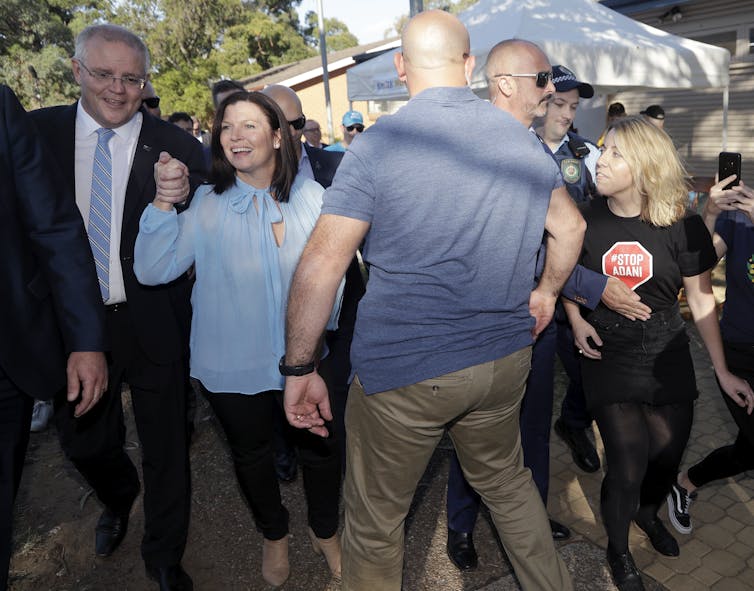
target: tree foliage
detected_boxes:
[385,0,480,39]
[1,0,357,121]
[304,13,359,52]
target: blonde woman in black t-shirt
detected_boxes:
[563,116,753,591]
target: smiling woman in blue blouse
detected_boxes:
[134,91,343,588]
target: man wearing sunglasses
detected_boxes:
[141,81,161,119]
[260,84,355,484]
[325,110,365,153]
[444,43,652,573]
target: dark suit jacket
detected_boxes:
[304,143,343,189]
[0,86,105,399]
[30,104,207,365]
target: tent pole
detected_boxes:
[722,85,729,151]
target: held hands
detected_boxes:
[708,177,754,223]
[717,370,754,415]
[67,351,108,417]
[153,151,190,211]
[283,373,332,438]
[601,276,651,321]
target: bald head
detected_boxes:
[261,84,304,153]
[395,10,474,96]
[484,39,554,126]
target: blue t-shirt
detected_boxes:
[322,86,562,395]
[716,210,754,343]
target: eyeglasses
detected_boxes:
[288,115,306,130]
[346,124,364,133]
[142,96,160,109]
[77,60,147,90]
[492,71,553,88]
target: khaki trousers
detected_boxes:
[341,347,572,591]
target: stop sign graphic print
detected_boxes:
[602,241,653,290]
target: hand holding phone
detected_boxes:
[718,152,742,190]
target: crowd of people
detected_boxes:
[1,10,752,591]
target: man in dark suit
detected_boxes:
[260,84,364,476]
[0,84,108,591]
[30,24,206,591]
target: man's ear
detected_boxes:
[71,59,82,84]
[394,52,407,82]
[497,76,514,99]
[463,54,476,85]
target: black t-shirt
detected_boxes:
[579,197,717,312]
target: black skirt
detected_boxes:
[580,302,698,410]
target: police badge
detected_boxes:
[560,158,581,184]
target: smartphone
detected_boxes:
[718,152,742,190]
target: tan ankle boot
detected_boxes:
[308,527,341,581]
[262,536,290,588]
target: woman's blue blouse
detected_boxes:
[134,175,342,394]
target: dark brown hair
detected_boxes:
[209,91,298,201]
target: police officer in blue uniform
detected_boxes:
[535,65,604,474]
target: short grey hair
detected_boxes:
[74,24,150,73]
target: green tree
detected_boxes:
[384,0,479,39]
[0,0,113,108]
[304,13,359,51]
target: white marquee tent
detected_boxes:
[347,0,731,142]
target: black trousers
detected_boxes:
[0,367,34,591]
[688,341,754,487]
[54,306,191,568]
[593,400,693,554]
[201,384,341,541]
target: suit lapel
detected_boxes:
[122,110,156,233]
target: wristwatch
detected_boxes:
[278,355,317,376]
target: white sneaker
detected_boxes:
[30,399,54,432]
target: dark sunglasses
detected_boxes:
[142,96,160,109]
[346,124,364,133]
[492,71,553,88]
[288,115,306,130]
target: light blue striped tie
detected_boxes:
[89,128,114,301]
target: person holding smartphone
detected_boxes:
[667,169,754,536]
[563,118,753,591]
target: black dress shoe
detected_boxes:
[554,418,600,473]
[549,518,571,541]
[634,516,679,557]
[146,563,194,591]
[446,528,478,571]
[95,508,129,557]
[606,545,645,591]
[274,449,298,482]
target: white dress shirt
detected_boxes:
[298,146,315,181]
[74,103,142,304]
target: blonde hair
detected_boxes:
[609,116,688,227]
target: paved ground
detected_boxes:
[10,268,753,590]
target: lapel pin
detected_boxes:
[142,144,152,152]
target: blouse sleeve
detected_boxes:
[677,212,717,277]
[134,187,203,285]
